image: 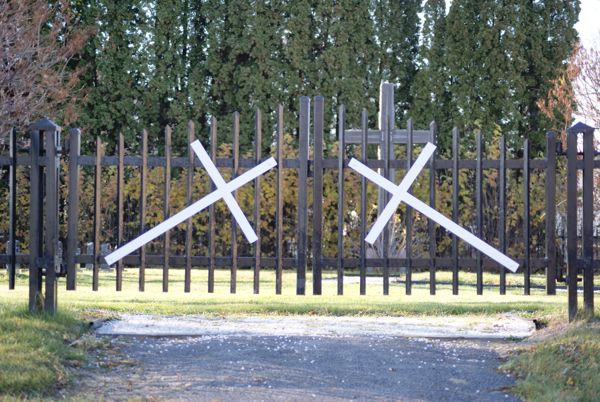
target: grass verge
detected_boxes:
[502,320,600,402]
[0,305,88,398]
[1,268,585,318]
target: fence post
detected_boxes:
[66,129,81,290]
[337,105,345,295]
[312,97,324,295]
[28,118,61,314]
[297,97,310,295]
[92,137,102,291]
[9,128,17,290]
[581,125,595,315]
[545,132,557,295]
[566,124,580,321]
[566,121,596,321]
[523,137,531,295]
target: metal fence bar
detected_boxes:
[185,121,195,293]
[253,110,262,294]
[44,127,60,313]
[406,119,413,295]
[139,129,148,291]
[93,137,102,291]
[476,132,483,295]
[231,113,239,294]
[312,97,324,295]
[566,129,578,321]
[428,122,437,295]
[116,132,125,291]
[382,108,390,296]
[297,97,310,295]
[29,128,43,311]
[8,128,17,289]
[360,109,368,296]
[337,105,345,295]
[67,129,81,291]
[545,132,556,295]
[583,128,594,314]
[452,128,459,295]
[276,105,284,295]
[163,126,172,292]
[499,136,507,295]
[208,118,217,293]
[523,137,531,295]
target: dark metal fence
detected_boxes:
[0,89,597,319]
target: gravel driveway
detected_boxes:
[60,315,525,401]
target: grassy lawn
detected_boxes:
[1,267,599,400]
[502,321,600,402]
[0,305,88,398]
[0,267,583,318]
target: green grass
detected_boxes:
[1,267,599,400]
[1,267,591,318]
[0,305,88,398]
[502,320,600,402]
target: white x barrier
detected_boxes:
[348,143,519,273]
[104,140,276,266]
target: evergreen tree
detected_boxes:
[410,0,452,151]
[146,0,192,150]
[511,0,580,150]
[73,0,150,149]
[205,0,258,148]
[444,0,580,151]
[373,0,421,121]
[187,0,209,141]
[314,0,377,128]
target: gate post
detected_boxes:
[566,122,596,321]
[28,118,62,314]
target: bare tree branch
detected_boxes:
[0,0,90,138]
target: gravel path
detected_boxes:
[62,335,519,401]
[59,315,526,401]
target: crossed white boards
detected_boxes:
[105,140,519,273]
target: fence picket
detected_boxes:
[139,129,148,292]
[360,109,368,296]
[524,138,530,295]
[499,136,507,294]
[297,97,310,295]
[337,105,345,295]
[452,128,459,295]
[583,128,594,313]
[254,110,262,294]
[163,127,172,292]
[93,137,103,291]
[476,131,483,295]
[382,108,391,296]
[208,118,217,293]
[406,119,414,295]
[8,128,16,290]
[276,105,284,295]
[67,129,81,291]
[231,113,239,294]
[28,129,42,311]
[428,122,437,295]
[117,132,124,291]
[545,132,556,295]
[312,97,324,295]
[185,121,194,293]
